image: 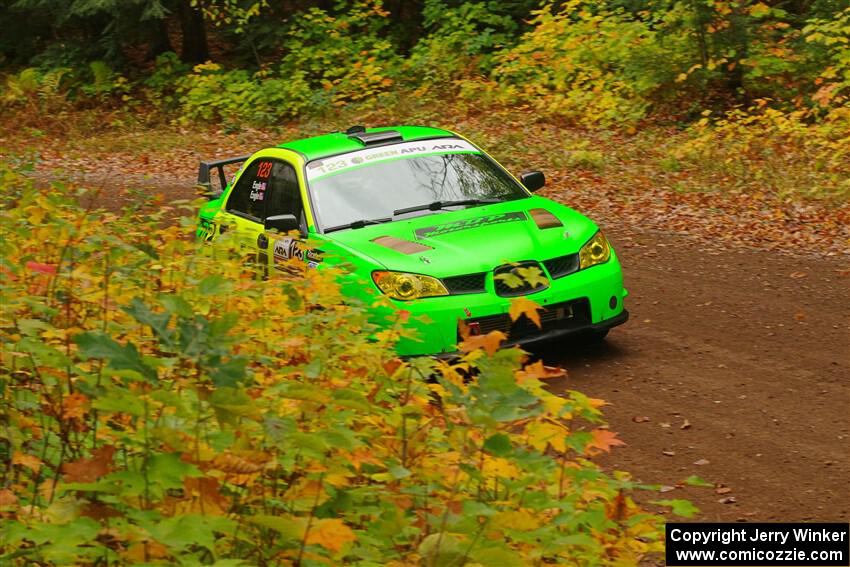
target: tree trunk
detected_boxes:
[176,0,209,64]
[147,18,173,60]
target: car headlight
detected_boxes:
[372,271,449,300]
[579,231,611,269]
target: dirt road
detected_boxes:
[538,229,849,523]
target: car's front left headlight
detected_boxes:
[579,231,611,269]
[372,271,449,301]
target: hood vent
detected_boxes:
[529,208,563,229]
[371,235,432,254]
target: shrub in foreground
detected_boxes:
[0,170,688,565]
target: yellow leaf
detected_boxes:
[482,456,520,479]
[514,266,548,288]
[749,2,770,17]
[306,518,356,553]
[459,331,506,356]
[509,297,542,328]
[526,420,568,453]
[492,509,541,531]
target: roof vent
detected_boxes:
[345,125,366,135]
[348,129,404,146]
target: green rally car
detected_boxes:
[195,125,628,357]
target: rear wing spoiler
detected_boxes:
[197,155,251,199]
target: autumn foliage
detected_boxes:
[0,167,699,564]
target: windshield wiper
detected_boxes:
[323,217,392,234]
[393,198,504,216]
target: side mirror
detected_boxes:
[265,214,299,233]
[520,170,545,192]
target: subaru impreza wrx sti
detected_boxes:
[196,125,628,356]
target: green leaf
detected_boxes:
[652,499,699,518]
[75,332,157,382]
[146,452,202,490]
[683,475,712,487]
[198,274,232,295]
[483,433,512,456]
[247,515,303,539]
[149,514,236,552]
[91,387,145,416]
[159,294,194,317]
[210,357,247,388]
[123,297,172,342]
[388,464,411,479]
[469,546,526,567]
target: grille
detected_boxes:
[442,272,487,295]
[459,298,591,342]
[493,261,549,297]
[543,253,579,279]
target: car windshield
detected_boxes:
[306,145,529,231]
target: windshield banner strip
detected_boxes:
[305,139,480,182]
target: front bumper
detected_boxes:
[390,254,627,357]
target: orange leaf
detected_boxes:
[12,451,41,473]
[508,297,542,328]
[175,477,229,515]
[305,518,357,553]
[605,489,629,522]
[516,360,566,384]
[62,445,115,483]
[62,392,89,419]
[459,330,506,356]
[586,429,626,454]
[25,261,57,275]
[382,358,404,377]
[0,488,18,507]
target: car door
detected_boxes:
[218,157,274,263]
[263,159,316,269]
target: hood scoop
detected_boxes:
[529,208,563,229]
[371,235,432,254]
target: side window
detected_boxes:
[226,158,274,220]
[266,161,303,221]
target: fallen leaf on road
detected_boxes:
[693,458,710,466]
[790,271,807,279]
[660,485,677,493]
[718,496,737,504]
[680,419,691,430]
[660,422,672,428]
[715,487,733,494]
[662,450,676,457]
[684,475,713,487]
[632,416,651,423]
